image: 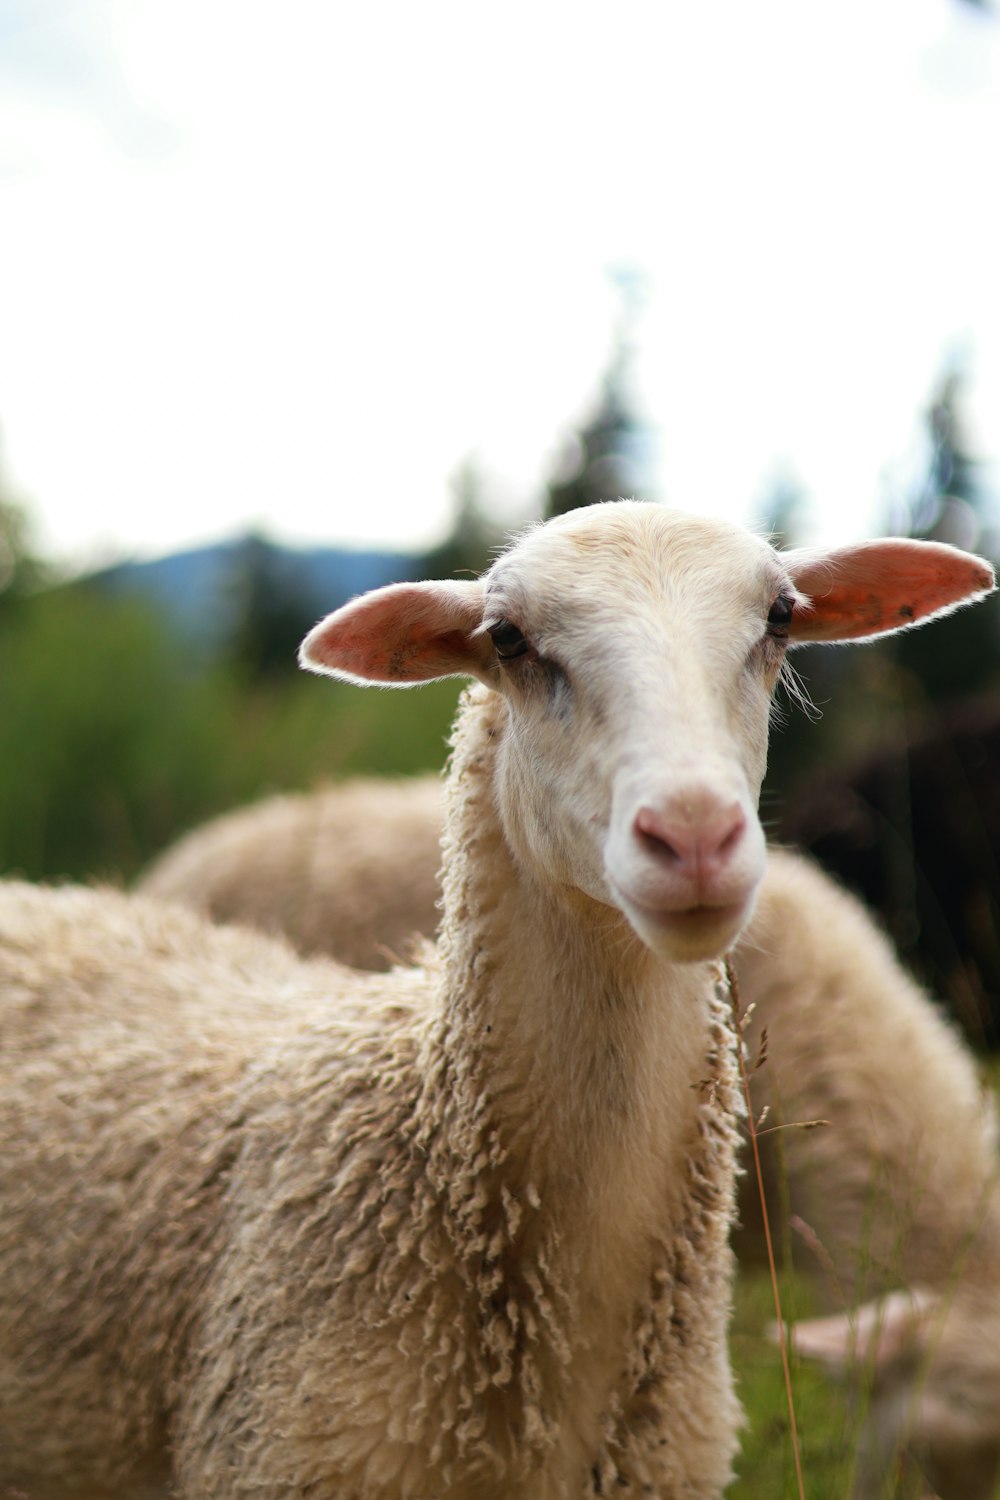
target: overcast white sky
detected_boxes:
[0,0,998,570]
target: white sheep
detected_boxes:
[1,500,991,1500]
[141,782,1000,1498]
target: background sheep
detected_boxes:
[141,788,1000,1497]
[3,501,991,1499]
[141,775,444,971]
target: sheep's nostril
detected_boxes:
[632,816,689,864]
[716,807,747,861]
[634,810,689,868]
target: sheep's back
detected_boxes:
[0,879,428,1496]
[734,848,1000,1293]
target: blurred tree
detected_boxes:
[421,455,506,579]
[0,571,461,883]
[768,366,1000,798]
[221,531,320,683]
[544,266,657,519]
[895,366,989,545]
[891,363,1000,702]
[0,428,45,614]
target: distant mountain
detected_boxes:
[86,534,422,646]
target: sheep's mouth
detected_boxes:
[619,893,755,961]
[663,899,745,924]
[637,898,748,933]
[615,885,752,926]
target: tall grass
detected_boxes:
[727,956,806,1499]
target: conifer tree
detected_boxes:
[544,266,656,519]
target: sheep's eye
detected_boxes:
[489,619,531,661]
[766,594,794,635]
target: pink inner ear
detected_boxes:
[787,539,995,643]
[301,580,488,685]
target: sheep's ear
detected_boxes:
[782,1290,937,1374]
[783,539,995,645]
[299,580,493,687]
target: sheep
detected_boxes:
[140,775,445,970]
[141,784,1000,1499]
[1,500,991,1500]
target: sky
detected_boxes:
[0,0,998,570]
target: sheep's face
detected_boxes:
[300,499,994,966]
[481,504,787,961]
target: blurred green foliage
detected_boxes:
[0,575,460,883]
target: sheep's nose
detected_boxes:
[634,799,748,882]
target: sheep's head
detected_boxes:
[301,501,993,965]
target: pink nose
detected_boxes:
[634,798,747,884]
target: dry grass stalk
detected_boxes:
[725,954,807,1500]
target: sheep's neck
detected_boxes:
[413,687,734,1488]
[430,684,721,1250]
[414,685,739,1491]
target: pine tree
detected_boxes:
[0,427,44,615]
[221,531,319,683]
[544,266,657,519]
[420,456,506,580]
[893,363,1000,702]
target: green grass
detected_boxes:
[730,1267,859,1499]
[0,585,463,883]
